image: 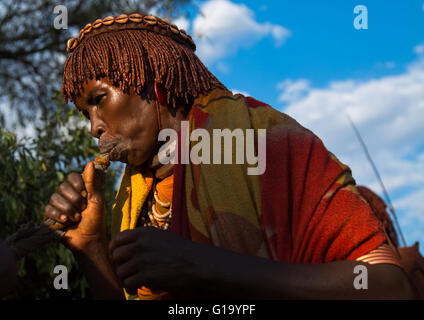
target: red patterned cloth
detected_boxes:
[170,89,386,264]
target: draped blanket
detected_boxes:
[112,88,386,298]
[170,89,385,263]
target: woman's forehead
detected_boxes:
[79,78,111,95]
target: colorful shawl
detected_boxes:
[112,88,386,298]
[170,89,385,263]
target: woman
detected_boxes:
[44,13,415,299]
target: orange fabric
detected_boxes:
[137,286,169,300]
[156,174,174,204]
[155,174,173,229]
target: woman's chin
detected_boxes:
[126,153,148,167]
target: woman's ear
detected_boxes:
[154,80,166,106]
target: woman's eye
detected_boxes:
[94,93,106,105]
[87,92,106,106]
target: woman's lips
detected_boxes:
[99,139,129,163]
[99,140,118,155]
[109,145,119,161]
[109,145,128,163]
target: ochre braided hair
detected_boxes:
[62,13,226,113]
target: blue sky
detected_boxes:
[182,0,423,105]
[171,0,424,251]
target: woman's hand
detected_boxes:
[44,162,107,252]
[109,227,201,295]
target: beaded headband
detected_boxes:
[66,13,196,53]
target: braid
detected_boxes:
[62,13,226,113]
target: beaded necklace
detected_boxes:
[139,155,174,230]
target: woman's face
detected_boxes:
[74,78,160,167]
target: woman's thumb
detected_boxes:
[82,162,106,199]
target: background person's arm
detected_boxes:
[0,240,18,298]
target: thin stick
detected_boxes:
[346,114,407,246]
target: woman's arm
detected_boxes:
[190,241,415,299]
[74,239,124,300]
[110,227,415,299]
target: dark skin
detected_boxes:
[0,240,18,298]
[44,78,416,299]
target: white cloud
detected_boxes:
[395,187,424,245]
[277,54,424,248]
[192,0,291,64]
[280,66,424,163]
[277,79,310,103]
[270,24,290,47]
[172,16,190,32]
[231,89,250,96]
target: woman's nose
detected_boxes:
[90,116,106,139]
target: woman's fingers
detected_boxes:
[44,203,68,223]
[66,172,86,193]
[58,181,87,213]
[44,172,88,224]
